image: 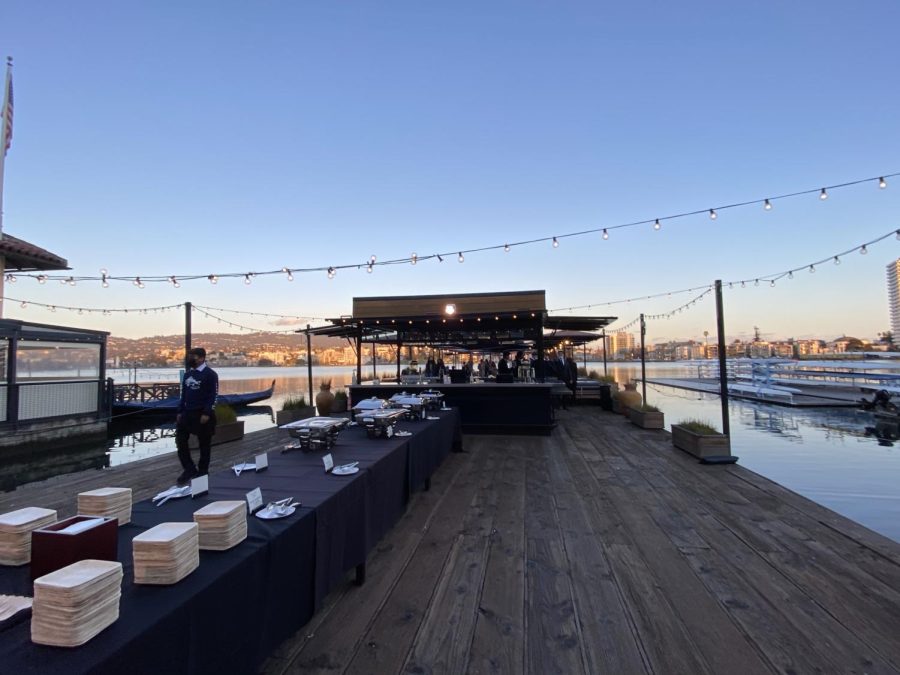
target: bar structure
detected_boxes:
[305,290,615,434]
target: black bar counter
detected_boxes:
[350,383,554,435]
[0,409,460,675]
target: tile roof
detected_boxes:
[0,233,68,271]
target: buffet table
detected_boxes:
[0,409,460,675]
[350,383,554,435]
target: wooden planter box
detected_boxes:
[671,424,730,459]
[190,421,245,448]
[629,408,665,429]
[276,406,316,426]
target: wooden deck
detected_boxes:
[3,410,900,674]
[263,407,900,675]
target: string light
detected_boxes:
[12,170,899,287]
[552,237,559,248]
[653,219,661,230]
[366,264,373,273]
[788,270,793,279]
[504,244,510,252]
[282,267,294,281]
[37,275,46,284]
[244,274,252,285]
[809,264,816,273]
[833,255,840,265]
[820,188,828,200]
[327,267,336,279]
[770,280,775,287]
[169,276,180,288]
[764,199,772,210]
[860,245,867,255]
[411,253,417,265]
[458,252,464,263]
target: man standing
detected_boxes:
[175,347,219,485]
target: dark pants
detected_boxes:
[176,409,217,475]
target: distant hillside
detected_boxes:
[107,331,347,359]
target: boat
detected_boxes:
[112,380,275,416]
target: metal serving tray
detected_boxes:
[389,393,427,421]
[418,390,445,410]
[281,416,349,451]
[358,408,407,438]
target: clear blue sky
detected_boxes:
[2,1,899,342]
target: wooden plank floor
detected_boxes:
[263,408,900,675]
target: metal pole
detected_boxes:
[184,302,192,366]
[715,280,731,437]
[306,324,313,407]
[396,335,402,382]
[583,343,587,371]
[602,328,607,376]
[640,314,647,404]
[372,342,376,380]
[356,327,362,384]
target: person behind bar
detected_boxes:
[175,347,219,485]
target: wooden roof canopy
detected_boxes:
[305,291,616,349]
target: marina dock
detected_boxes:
[5,408,900,673]
[645,376,864,407]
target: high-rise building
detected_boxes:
[887,260,900,346]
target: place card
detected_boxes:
[190,474,209,499]
[246,488,263,515]
[255,453,269,472]
[322,453,334,473]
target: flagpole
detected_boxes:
[0,56,11,317]
[0,56,11,242]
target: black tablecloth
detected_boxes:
[0,409,460,674]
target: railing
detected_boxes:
[112,382,181,404]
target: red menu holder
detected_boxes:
[30,516,119,581]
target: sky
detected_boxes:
[1,1,899,343]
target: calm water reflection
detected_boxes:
[5,364,899,543]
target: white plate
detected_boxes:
[255,505,296,520]
[395,431,412,437]
[331,466,360,475]
[426,416,440,420]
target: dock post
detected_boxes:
[306,324,313,409]
[640,314,647,404]
[715,280,731,437]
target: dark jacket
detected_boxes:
[178,365,219,415]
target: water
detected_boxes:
[8,363,900,543]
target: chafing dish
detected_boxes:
[351,397,389,422]
[281,416,349,451]
[418,390,445,410]
[389,392,427,421]
[358,408,407,438]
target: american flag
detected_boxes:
[3,69,12,156]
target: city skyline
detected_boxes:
[1,2,899,340]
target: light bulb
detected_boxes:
[411,253,417,265]
[602,229,609,240]
[820,188,828,200]
[809,265,815,273]
[770,280,775,287]
[38,275,46,284]
[741,281,746,287]
[879,177,887,189]
[653,219,661,230]
[327,267,335,279]
[458,252,464,263]
[6,274,15,283]
[100,268,108,276]
[367,264,373,273]
[833,255,840,265]
[709,209,717,220]
[244,274,252,284]
[764,199,772,210]
[369,254,377,264]
[287,272,294,281]
[860,245,868,255]
[209,275,218,284]
[102,280,109,288]
[20,301,26,308]
[504,244,510,252]
[788,270,793,279]
[173,280,180,288]
[754,279,759,286]
[552,237,559,248]
[68,277,76,287]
